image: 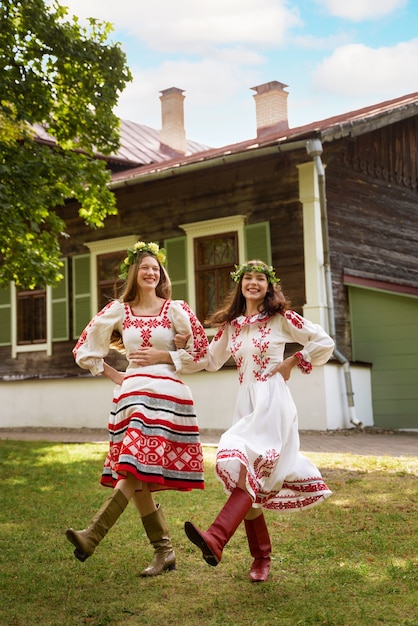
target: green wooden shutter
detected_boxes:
[73,254,91,339]
[52,258,69,341]
[244,222,272,264]
[165,236,188,301]
[0,283,12,345]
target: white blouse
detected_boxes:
[73,299,209,377]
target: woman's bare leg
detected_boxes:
[131,483,157,517]
[115,473,142,502]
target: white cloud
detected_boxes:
[292,31,353,51]
[49,0,296,145]
[61,0,301,52]
[316,0,408,21]
[55,0,295,108]
[50,0,418,145]
[312,39,418,96]
[115,54,261,143]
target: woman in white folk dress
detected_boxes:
[182,260,334,582]
[66,241,209,576]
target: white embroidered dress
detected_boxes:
[207,310,334,511]
[73,299,209,492]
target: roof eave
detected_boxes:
[320,101,418,142]
[108,137,316,190]
[108,95,418,189]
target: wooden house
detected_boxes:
[1,82,417,433]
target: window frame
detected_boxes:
[16,286,47,346]
[6,258,69,357]
[194,231,239,324]
[97,251,126,310]
[180,215,246,335]
[84,236,138,315]
[12,283,52,357]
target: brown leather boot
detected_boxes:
[184,487,253,566]
[66,489,128,562]
[244,513,272,582]
[140,505,176,577]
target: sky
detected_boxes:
[59,0,418,147]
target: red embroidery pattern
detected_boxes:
[123,302,170,347]
[231,312,270,328]
[101,432,204,490]
[282,478,328,493]
[253,449,279,480]
[230,327,244,382]
[216,448,331,511]
[262,494,326,510]
[229,321,274,383]
[213,324,226,342]
[295,351,312,374]
[216,448,257,493]
[180,301,209,361]
[120,300,208,359]
[252,323,272,381]
[284,310,304,329]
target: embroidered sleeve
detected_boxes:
[294,351,313,374]
[73,300,124,376]
[280,310,334,367]
[206,324,232,372]
[169,300,209,373]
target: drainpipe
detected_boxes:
[305,139,363,428]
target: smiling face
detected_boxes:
[136,254,161,291]
[241,271,269,308]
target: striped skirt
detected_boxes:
[101,365,204,491]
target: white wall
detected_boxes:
[0,377,113,429]
[0,362,373,431]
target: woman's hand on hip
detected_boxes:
[102,362,125,385]
[271,355,299,381]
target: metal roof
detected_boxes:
[31,119,210,167]
[110,91,418,187]
[32,91,418,183]
[109,119,210,165]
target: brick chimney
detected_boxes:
[159,87,187,154]
[251,81,289,137]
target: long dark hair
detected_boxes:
[207,260,290,326]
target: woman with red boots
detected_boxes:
[181,260,334,582]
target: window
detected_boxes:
[165,216,272,330]
[82,236,138,321]
[0,259,69,356]
[97,252,125,310]
[195,233,238,323]
[17,287,46,344]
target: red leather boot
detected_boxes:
[244,513,271,582]
[184,487,253,566]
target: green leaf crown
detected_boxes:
[119,241,167,280]
[230,262,280,285]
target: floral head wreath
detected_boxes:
[119,241,167,280]
[230,262,280,285]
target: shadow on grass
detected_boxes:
[0,440,416,626]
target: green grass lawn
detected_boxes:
[0,440,416,626]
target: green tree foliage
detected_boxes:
[0,0,132,288]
